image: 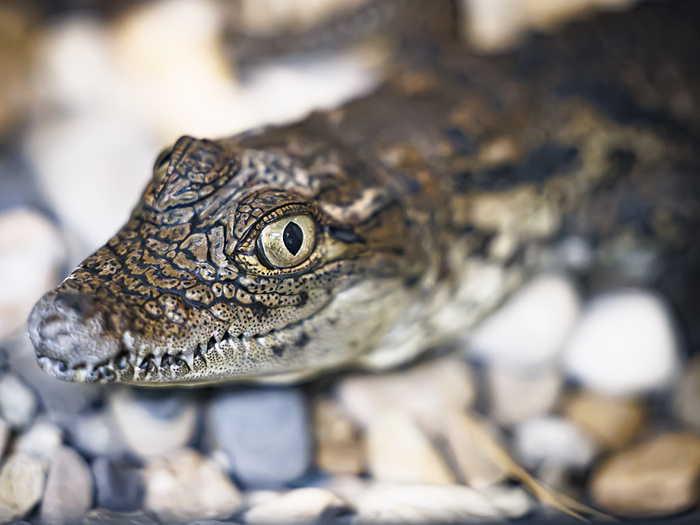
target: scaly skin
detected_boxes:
[28,0,700,384]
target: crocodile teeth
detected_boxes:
[183,352,194,369]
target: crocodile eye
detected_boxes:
[258,214,316,269]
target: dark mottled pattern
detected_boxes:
[28,0,700,384]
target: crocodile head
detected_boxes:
[28,134,426,384]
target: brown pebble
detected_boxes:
[565,391,645,449]
[314,399,365,475]
[590,433,700,518]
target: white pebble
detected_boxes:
[14,420,63,460]
[487,365,562,426]
[355,483,503,524]
[0,373,37,428]
[468,274,580,370]
[244,488,348,524]
[513,416,597,470]
[562,290,680,396]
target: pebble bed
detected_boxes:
[1,1,700,524]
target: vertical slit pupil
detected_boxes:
[283,221,304,256]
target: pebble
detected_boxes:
[564,391,645,449]
[0,372,37,428]
[337,356,476,433]
[0,419,7,462]
[0,453,45,522]
[92,457,145,512]
[0,209,66,340]
[205,388,311,488]
[513,416,597,471]
[443,412,507,489]
[468,274,580,370]
[673,354,700,431]
[590,433,700,518]
[243,488,349,524]
[323,475,369,507]
[354,483,505,524]
[487,365,562,426]
[81,509,159,525]
[69,410,128,459]
[40,446,93,524]
[366,412,455,485]
[4,333,102,421]
[14,420,63,460]
[144,448,242,523]
[481,485,534,519]
[562,290,680,396]
[314,399,364,475]
[109,387,196,458]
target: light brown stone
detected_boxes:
[565,391,645,449]
[366,412,455,485]
[337,356,476,433]
[144,448,242,522]
[444,412,507,489]
[0,453,46,522]
[591,433,700,518]
[314,399,364,475]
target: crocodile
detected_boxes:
[28,0,700,385]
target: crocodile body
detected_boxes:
[28,0,700,385]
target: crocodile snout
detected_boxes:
[28,290,122,381]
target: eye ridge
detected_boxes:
[283,221,304,255]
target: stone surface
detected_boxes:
[337,356,476,432]
[243,488,349,524]
[81,509,159,525]
[354,483,504,523]
[481,485,533,519]
[323,475,369,507]
[0,372,37,428]
[205,387,311,488]
[14,420,63,460]
[366,412,455,485]
[69,410,128,459]
[110,387,196,458]
[144,448,242,523]
[4,333,102,422]
[40,446,93,524]
[564,391,645,449]
[0,418,8,463]
[0,208,66,340]
[92,457,144,512]
[0,453,45,522]
[590,433,700,518]
[513,416,597,470]
[468,274,580,370]
[314,398,364,475]
[444,412,507,489]
[562,290,680,396]
[673,355,700,431]
[487,365,562,426]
